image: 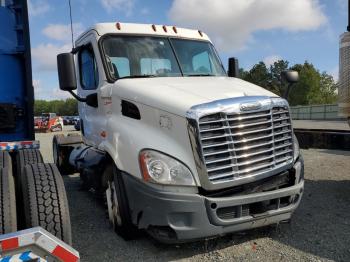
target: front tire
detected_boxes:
[106,166,138,240]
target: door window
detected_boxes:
[79,46,99,90]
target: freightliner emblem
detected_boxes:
[240,101,262,111]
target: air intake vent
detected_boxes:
[121,100,141,120]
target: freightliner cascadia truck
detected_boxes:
[54,22,304,243]
[0,1,79,260]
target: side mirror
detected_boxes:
[281,70,299,100]
[57,53,77,91]
[228,57,240,78]
[281,70,299,84]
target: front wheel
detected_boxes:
[106,166,138,240]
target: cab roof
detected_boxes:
[77,22,211,42]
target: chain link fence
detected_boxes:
[290,104,346,120]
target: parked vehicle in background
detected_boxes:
[74,119,81,131]
[54,22,304,243]
[34,113,63,132]
[73,116,80,124]
[63,116,73,125]
[63,116,80,125]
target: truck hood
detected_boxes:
[115,77,278,117]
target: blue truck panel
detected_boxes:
[0,0,34,142]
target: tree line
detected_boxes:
[34,60,337,115]
[34,99,78,116]
[239,60,337,106]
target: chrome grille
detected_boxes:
[198,106,293,183]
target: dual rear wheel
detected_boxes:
[0,149,72,245]
[0,151,16,234]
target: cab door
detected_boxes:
[76,38,104,146]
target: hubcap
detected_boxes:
[106,181,121,228]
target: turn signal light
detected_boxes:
[152,24,157,32]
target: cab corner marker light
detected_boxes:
[139,152,151,182]
[152,24,157,32]
[116,22,121,30]
[162,25,167,32]
[198,30,203,37]
[172,26,177,33]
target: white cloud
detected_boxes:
[330,66,339,82]
[33,79,42,93]
[42,23,84,42]
[51,88,71,100]
[100,0,135,16]
[263,55,282,67]
[169,0,327,52]
[28,0,50,16]
[33,79,70,100]
[32,43,71,71]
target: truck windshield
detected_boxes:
[102,36,226,79]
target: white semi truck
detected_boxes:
[54,22,304,243]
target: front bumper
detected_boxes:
[123,158,304,243]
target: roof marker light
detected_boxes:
[198,30,203,37]
[162,25,167,32]
[152,24,157,32]
[116,22,121,30]
[172,26,177,33]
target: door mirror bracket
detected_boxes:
[57,52,98,108]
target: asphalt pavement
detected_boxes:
[36,126,350,262]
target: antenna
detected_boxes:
[68,0,74,48]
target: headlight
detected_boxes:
[293,134,300,162]
[139,150,196,186]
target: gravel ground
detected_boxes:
[36,128,350,262]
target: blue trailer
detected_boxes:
[0,1,78,260]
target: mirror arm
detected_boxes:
[68,90,87,102]
[71,44,84,54]
[283,83,293,100]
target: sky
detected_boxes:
[27,0,348,100]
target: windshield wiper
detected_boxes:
[186,73,216,77]
[118,74,157,79]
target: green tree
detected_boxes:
[240,60,337,106]
[34,98,78,116]
[269,60,289,95]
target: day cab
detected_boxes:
[55,22,304,243]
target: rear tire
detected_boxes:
[16,149,43,169]
[0,151,11,169]
[20,163,72,245]
[15,149,43,229]
[0,152,17,234]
